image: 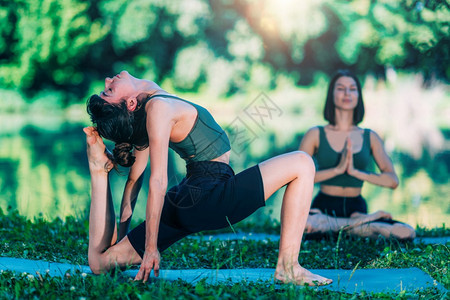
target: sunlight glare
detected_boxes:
[262,0,326,39]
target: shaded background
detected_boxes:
[0,0,449,227]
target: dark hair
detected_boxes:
[323,70,364,125]
[86,94,149,167]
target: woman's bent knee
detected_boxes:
[391,224,416,240]
[293,151,315,175]
[89,257,103,275]
[88,252,110,274]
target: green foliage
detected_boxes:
[416,225,450,237]
[0,0,108,98]
[0,0,448,103]
[330,0,450,81]
[0,209,89,265]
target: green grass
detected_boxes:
[415,225,450,237]
[0,209,448,299]
[6,269,440,300]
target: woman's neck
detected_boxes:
[136,80,170,108]
[132,79,164,95]
[332,109,354,131]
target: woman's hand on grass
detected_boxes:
[135,249,161,283]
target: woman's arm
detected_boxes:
[347,130,399,188]
[299,127,349,183]
[118,147,149,241]
[135,99,175,282]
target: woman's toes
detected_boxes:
[275,267,332,286]
[83,128,114,172]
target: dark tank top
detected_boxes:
[314,126,372,187]
[146,94,231,164]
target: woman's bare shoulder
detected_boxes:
[145,96,175,114]
[361,127,382,140]
[303,126,321,140]
[359,127,385,149]
[299,126,321,152]
[355,126,376,136]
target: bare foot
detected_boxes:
[83,127,114,172]
[305,213,332,234]
[275,263,332,286]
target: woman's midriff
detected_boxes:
[209,150,231,165]
[320,184,362,197]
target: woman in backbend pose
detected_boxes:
[84,70,332,285]
[299,70,415,240]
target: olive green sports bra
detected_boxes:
[146,94,231,164]
[314,126,372,188]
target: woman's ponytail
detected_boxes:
[112,142,136,167]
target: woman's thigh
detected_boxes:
[258,151,315,201]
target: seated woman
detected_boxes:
[299,70,415,241]
[84,70,332,285]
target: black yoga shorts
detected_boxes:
[127,161,265,257]
[311,191,367,218]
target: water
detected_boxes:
[0,115,448,228]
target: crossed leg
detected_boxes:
[84,127,142,274]
[258,151,332,286]
[347,220,416,240]
[305,210,416,241]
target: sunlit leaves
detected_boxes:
[226,20,263,61]
[0,0,448,101]
[114,0,158,50]
[336,19,376,64]
[328,0,448,76]
[266,0,327,42]
[376,38,406,65]
[172,42,212,90]
[0,0,108,91]
[173,0,211,37]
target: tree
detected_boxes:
[0,0,448,104]
[0,0,108,100]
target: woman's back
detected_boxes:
[145,94,231,164]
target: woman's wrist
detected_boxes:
[145,228,159,252]
[334,167,344,175]
[145,244,158,252]
[350,169,366,180]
